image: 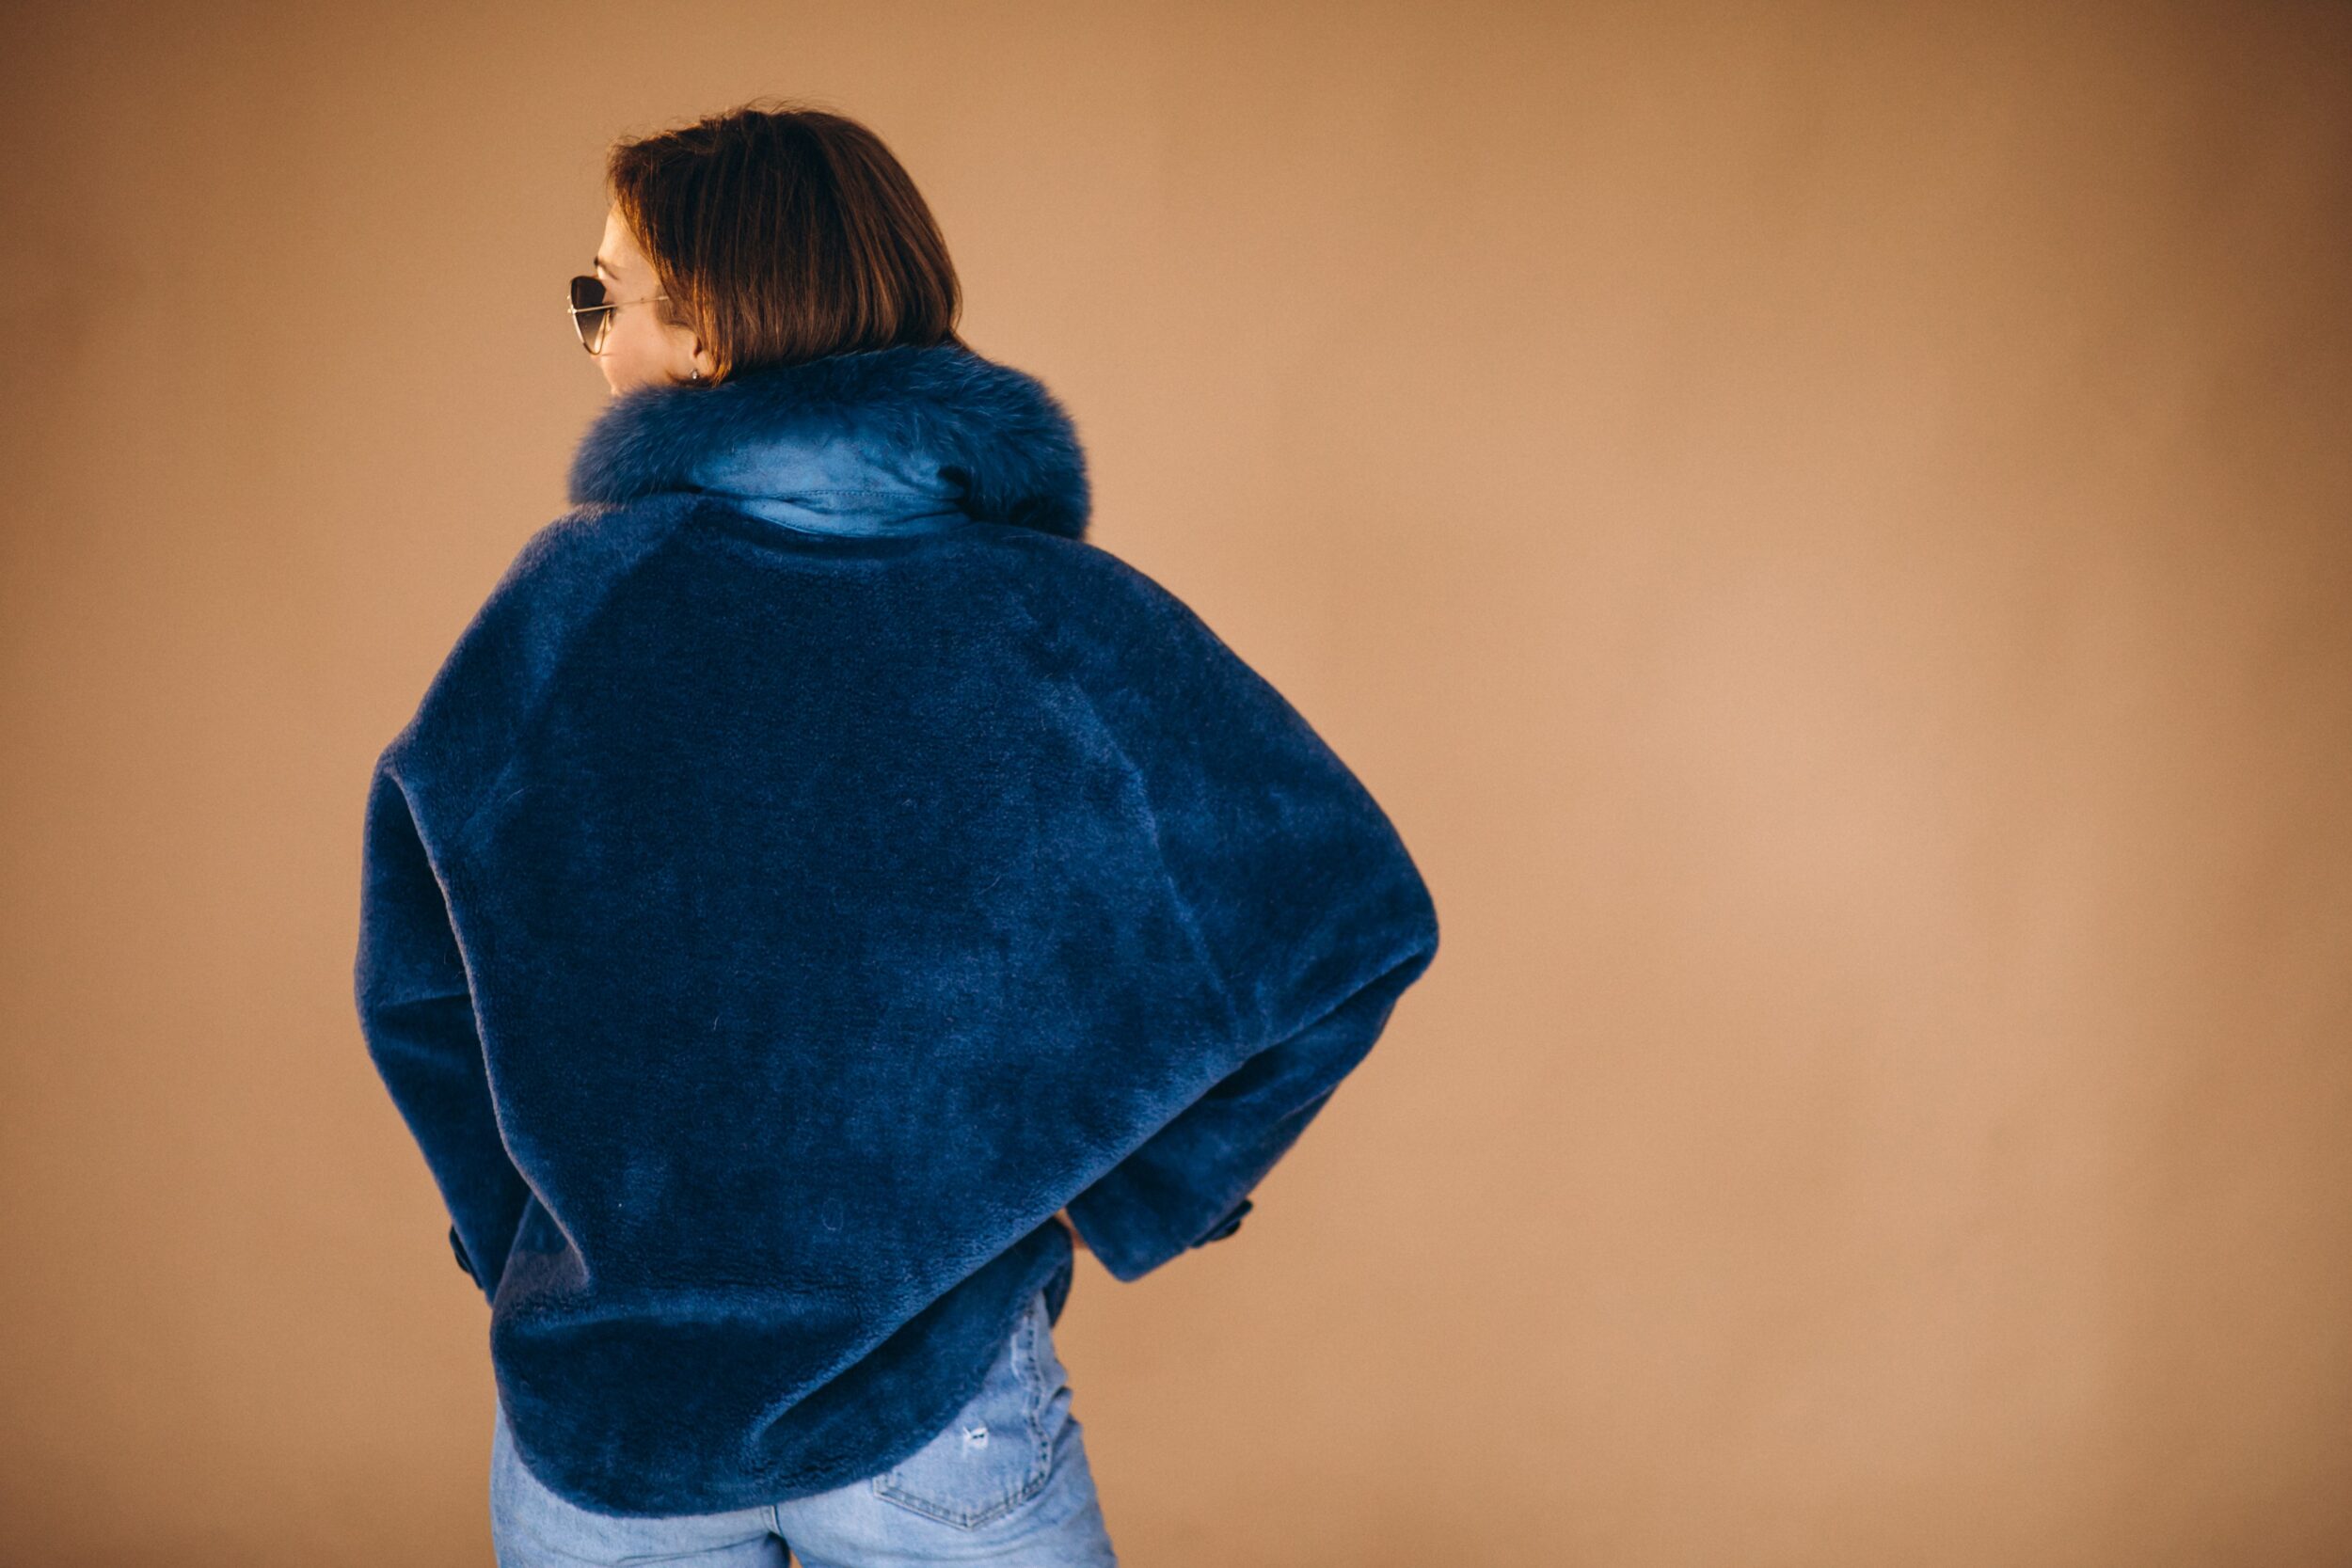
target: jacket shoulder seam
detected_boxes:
[421,502,696,857]
[1012,547,1255,1041]
[1053,640,1244,1047]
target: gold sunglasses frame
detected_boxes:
[566,276,673,356]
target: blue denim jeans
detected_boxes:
[490,1287,1119,1566]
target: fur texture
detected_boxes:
[354,343,1438,1517]
[566,341,1092,540]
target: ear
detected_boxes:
[664,315,715,382]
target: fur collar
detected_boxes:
[564,341,1091,541]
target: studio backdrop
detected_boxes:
[1,3,2346,1564]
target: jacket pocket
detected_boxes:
[871,1290,1060,1528]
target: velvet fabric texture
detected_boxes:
[352,341,1441,1517]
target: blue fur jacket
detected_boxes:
[352,341,1440,1517]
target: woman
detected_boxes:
[354,103,1439,1568]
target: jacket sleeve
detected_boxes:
[1060,563,1441,1282]
[353,751,531,1305]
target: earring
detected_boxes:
[688,366,705,384]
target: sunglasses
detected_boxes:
[566,274,672,356]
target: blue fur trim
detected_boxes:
[565,342,1091,541]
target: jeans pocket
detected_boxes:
[871,1290,1057,1528]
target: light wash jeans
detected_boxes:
[490,1287,1118,1566]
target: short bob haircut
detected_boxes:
[605,101,967,382]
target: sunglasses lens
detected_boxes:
[568,275,612,353]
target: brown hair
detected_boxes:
[605,101,966,382]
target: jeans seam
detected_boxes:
[867,1291,1055,1528]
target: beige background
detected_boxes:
[3,2,2347,1564]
